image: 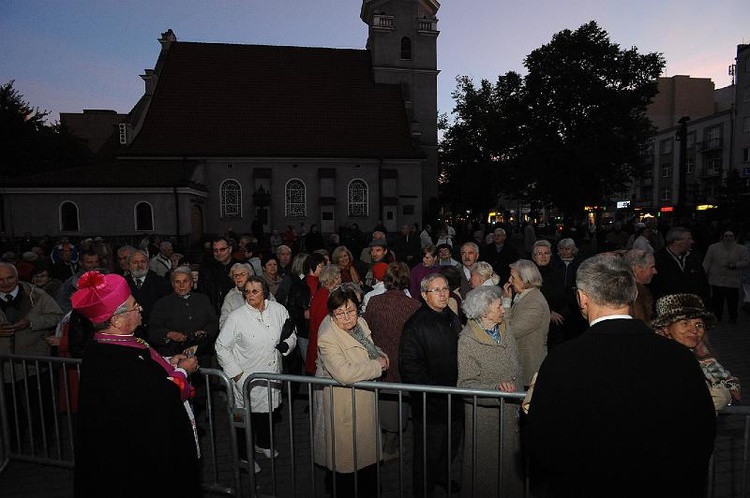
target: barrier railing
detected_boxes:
[1,354,748,498]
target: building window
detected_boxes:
[135,202,154,231]
[707,125,721,149]
[685,157,694,174]
[400,37,412,60]
[706,154,722,175]
[661,138,673,155]
[348,179,369,217]
[220,179,242,218]
[742,147,750,162]
[743,116,750,133]
[59,201,79,232]
[285,179,307,218]
[660,187,671,202]
[661,164,672,178]
[686,131,695,149]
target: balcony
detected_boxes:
[417,18,439,34]
[372,14,395,31]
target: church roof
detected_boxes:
[124,41,421,159]
[2,159,204,189]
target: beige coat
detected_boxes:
[313,317,385,473]
[504,287,549,387]
[703,240,750,288]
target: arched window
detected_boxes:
[220,179,242,218]
[400,37,412,60]
[59,201,79,232]
[348,179,369,217]
[285,179,306,217]
[135,202,154,231]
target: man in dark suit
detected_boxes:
[126,249,171,340]
[526,253,716,497]
[391,224,422,268]
[649,226,710,306]
[480,227,519,284]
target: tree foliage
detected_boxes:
[0,80,91,178]
[440,21,665,216]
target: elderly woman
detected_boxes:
[458,285,524,497]
[363,262,421,459]
[409,244,441,300]
[216,276,297,468]
[470,260,501,289]
[306,264,342,374]
[652,293,741,411]
[502,259,550,388]
[314,286,389,497]
[332,245,362,286]
[71,271,200,496]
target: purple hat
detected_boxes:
[71,271,131,324]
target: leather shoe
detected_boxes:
[255,445,279,458]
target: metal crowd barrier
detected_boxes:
[1,354,749,498]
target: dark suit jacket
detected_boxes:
[127,271,172,340]
[480,243,519,283]
[526,318,716,497]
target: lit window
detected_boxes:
[348,179,369,217]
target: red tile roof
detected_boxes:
[124,42,422,159]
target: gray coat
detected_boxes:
[458,319,524,498]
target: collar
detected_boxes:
[3,287,20,299]
[590,314,633,326]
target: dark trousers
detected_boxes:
[412,417,463,497]
[711,285,739,321]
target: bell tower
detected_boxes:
[361,0,441,220]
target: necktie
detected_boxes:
[135,278,143,289]
[4,293,12,303]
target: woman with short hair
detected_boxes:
[503,259,550,388]
[458,285,523,497]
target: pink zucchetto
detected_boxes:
[71,271,132,324]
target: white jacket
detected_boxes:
[215,300,296,411]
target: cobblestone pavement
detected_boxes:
[2,299,749,498]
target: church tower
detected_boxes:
[361,0,441,222]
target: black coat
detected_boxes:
[649,247,710,305]
[399,304,463,424]
[526,318,716,497]
[75,341,200,497]
[127,271,172,340]
[197,256,242,314]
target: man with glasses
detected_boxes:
[400,273,464,496]
[198,236,244,314]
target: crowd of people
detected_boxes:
[0,216,747,497]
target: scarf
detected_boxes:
[348,322,380,359]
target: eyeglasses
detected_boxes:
[244,288,263,295]
[232,272,249,278]
[333,309,358,319]
[213,246,230,253]
[425,287,450,294]
[533,252,551,256]
[113,302,142,317]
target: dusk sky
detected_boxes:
[1,0,748,123]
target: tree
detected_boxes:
[440,21,664,216]
[0,80,91,178]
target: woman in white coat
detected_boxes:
[216,276,296,465]
[313,285,389,497]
